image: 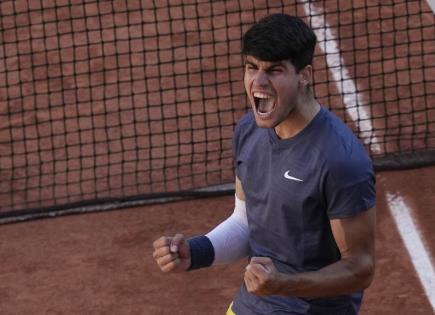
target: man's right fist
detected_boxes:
[152,233,191,272]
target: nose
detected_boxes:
[253,70,269,87]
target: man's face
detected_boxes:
[244,55,302,129]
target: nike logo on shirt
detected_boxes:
[284,170,303,182]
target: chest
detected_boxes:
[238,144,321,208]
[237,141,329,246]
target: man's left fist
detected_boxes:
[244,256,283,296]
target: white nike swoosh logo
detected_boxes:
[284,170,303,182]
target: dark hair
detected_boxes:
[242,14,317,72]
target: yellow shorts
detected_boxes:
[226,302,235,315]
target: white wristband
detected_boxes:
[206,195,250,264]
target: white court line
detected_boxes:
[386,193,435,311]
[302,3,435,311]
[426,0,435,14]
[302,2,381,154]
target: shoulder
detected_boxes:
[234,111,256,135]
[316,110,376,217]
[319,109,374,184]
[233,111,257,147]
[233,111,269,163]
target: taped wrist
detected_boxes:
[187,235,214,270]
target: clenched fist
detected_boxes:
[244,257,284,296]
[152,233,191,273]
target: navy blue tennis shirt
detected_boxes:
[232,106,376,315]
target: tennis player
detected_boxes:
[153,13,376,315]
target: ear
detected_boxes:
[298,65,313,87]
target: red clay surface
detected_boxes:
[0,1,434,314]
[0,166,434,314]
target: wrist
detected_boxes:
[187,235,215,270]
[275,272,295,296]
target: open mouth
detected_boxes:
[253,92,276,117]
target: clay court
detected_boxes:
[0,0,434,314]
[0,167,435,314]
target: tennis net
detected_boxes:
[1,0,434,220]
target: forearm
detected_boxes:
[188,194,249,269]
[206,194,249,264]
[277,255,374,298]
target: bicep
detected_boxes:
[330,207,376,259]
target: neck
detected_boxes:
[274,95,320,139]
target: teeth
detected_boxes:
[253,91,275,116]
[253,92,272,99]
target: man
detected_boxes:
[153,14,376,315]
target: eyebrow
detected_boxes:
[245,61,258,67]
[245,60,284,70]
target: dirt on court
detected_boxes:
[1,166,434,314]
[0,1,434,314]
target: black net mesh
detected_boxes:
[1,0,434,218]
